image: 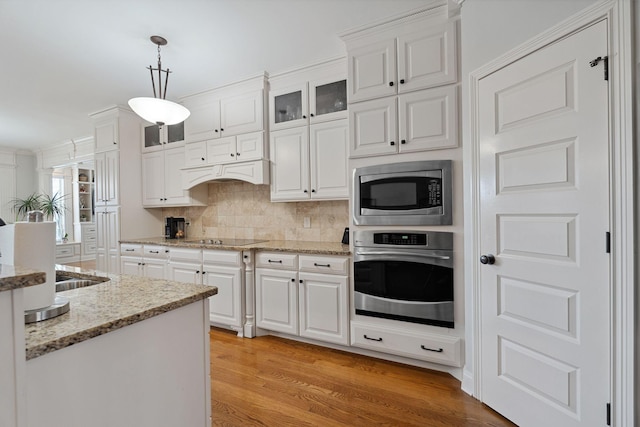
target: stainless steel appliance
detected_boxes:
[353,230,454,328]
[353,160,452,226]
[165,217,186,239]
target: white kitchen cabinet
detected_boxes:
[255,252,350,345]
[94,150,119,206]
[270,119,348,202]
[142,146,207,207]
[184,141,207,168]
[205,131,265,165]
[269,58,347,132]
[202,250,244,328]
[349,85,457,158]
[350,321,462,367]
[96,206,120,274]
[344,19,457,103]
[182,80,266,143]
[255,268,298,335]
[94,118,118,152]
[55,242,81,264]
[141,122,185,153]
[80,223,97,260]
[120,244,168,278]
[167,247,245,329]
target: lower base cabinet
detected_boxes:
[120,244,168,279]
[166,247,244,329]
[350,321,462,367]
[255,252,349,346]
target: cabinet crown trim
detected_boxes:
[339,2,451,41]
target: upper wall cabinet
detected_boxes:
[181,75,268,144]
[269,58,347,131]
[341,9,457,104]
[141,122,185,152]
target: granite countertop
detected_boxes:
[119,237,351,256]
[25,266,217,361]
[0,264,46,292]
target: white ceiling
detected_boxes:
[1,0,435,151]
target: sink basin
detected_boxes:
[55,272,108,292]
[55,278,104,292]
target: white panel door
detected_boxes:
[167,261,202,285]
[478,20,610,427]
[220,89,263,136]
[184,141,207,168]
[104,150,119,206]
[120,256,142,277]
[206,136,236,165]
[141,151,164,206]
[269,127,309,201]
[397,20,457,93]
[349,97,397,158]
[309,119,349,200]
[163,146,188,202]
[299,272,349,345]
[255,269,298,335]
[398,85,458,152]
[204,265,242,327]
[347,38,396,103]
[183,96,220,142]
[236,131,264,162]
[143,259,166,280]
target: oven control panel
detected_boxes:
[373,233,427,245]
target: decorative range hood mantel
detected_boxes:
[182,160,270,188]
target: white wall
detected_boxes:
[459,0,601,394]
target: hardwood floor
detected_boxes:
[210,327,515,427]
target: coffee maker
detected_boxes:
[165,217,186,239]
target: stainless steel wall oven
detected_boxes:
[353,230,454,328]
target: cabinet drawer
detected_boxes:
[255,252,298,270]
[202,249,242,266]
[143,245,168,259]
[82,225,97,234]
[56,245,78,257]
[121,243,143,256]
[298,255,349,275]
[167,247,202,263]
[351,322,461,367]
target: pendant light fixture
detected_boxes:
[128,35,190,126]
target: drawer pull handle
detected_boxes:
[313,263,331,268]
[149,250,159,254]
[421,345,443,353]
[268,259,283,264]
[364,335,382,342]
[125,249,134,252]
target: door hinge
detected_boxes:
[606,402,611,425]
[589,55,609,81]
[605,232,611,253]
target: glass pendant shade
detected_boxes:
[128,97,190,126]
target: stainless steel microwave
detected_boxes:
[353,160,452,226]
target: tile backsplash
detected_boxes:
[163,182,349,243]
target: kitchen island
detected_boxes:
[1,264,46,427]
[24,266,217,427]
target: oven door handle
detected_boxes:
[355,250,450,261]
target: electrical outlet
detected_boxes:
[303,217,311,228]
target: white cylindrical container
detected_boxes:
[0,222,56,310]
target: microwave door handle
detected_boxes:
[354,250,451,260]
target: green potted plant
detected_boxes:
[11,193,43,221]
[40,192,66,221]
[11,192,67,221]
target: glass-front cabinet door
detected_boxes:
[142,122,185,152]
[269,82,308,131]
[309,78,347,123]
